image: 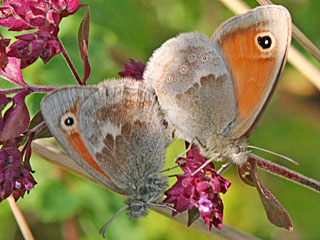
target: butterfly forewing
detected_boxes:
[78,79,172,195]
[211,5,292,138]
[41,86,121,192]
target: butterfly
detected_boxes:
[41,79,173,234]
[143,5,292,166]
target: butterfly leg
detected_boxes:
[174,140,193,164]
[191,157,215,176]
[195,136,206,149]
[191,152,220,176]
[217,160,233,175]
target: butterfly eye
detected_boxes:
[234,145,241,155]
[60,112,78,132]
[255,32,276,52]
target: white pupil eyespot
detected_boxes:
[64,117,74,126]
[180,66,187,74]
[167,76,173,82]
[60,112,77,131]
[188,53,196,62]
[255,32,275,51]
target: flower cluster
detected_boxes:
[118,58,145,80]
[0,0,84,70]
[7,30,61,68]
[0,139,37,202]
[163,145,231,230]
[0,0,83,35]
[0,34,24,86]
[0,0,86,203]
[0,91,36,202]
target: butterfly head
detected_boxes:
[230,143,250,165]
[200,135,250,166]
[125,174,168,219]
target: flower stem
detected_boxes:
[0,85,55,95]
[0,71,27,87]
[252,154,320,192]
[0,88,24,95]
[58,37,83,85]
[28,121,46,136]
[28,85,56,92]
[8,195,35,240]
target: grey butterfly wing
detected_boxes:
[41,86,123,193]
[78,79,172,195]
[143,32,237,144]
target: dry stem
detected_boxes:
[8,195,35,240]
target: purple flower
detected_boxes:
[0,4,31,31]
[0,34,25,85]
[0,140,37,202]
[7,30,61,68]
[0,36,10,70]
[118,59,145,80]
[51,0,84,18]
[163,144,231,230]
[0,93,11,132]
[0,0,84,35]
[0,0,85,80]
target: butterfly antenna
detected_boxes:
[148,202,177,212]
[247,145,299,165]
[99,205,129,238]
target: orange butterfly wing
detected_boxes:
[211,5,291,138]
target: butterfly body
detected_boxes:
[41,79,172,218]
[144,5,292,165]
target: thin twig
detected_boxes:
[8,195,35,240]
[0,87,25,95]
[0,71,27,87]
[28,121,47,136]
[0,85,55,96]
[31,139,260,240]
[251,154,320,192]
[58,37,83,85]
[287,47,320,90]
[218,0,320,90]
[28,85,56,93]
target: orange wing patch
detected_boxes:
[215,22,288,140]
[67,132,108,177]
[61,108,109,178]
[218,24,278,121]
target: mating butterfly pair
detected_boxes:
[41,5,291,235]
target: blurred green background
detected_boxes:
[1,0,320,239]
